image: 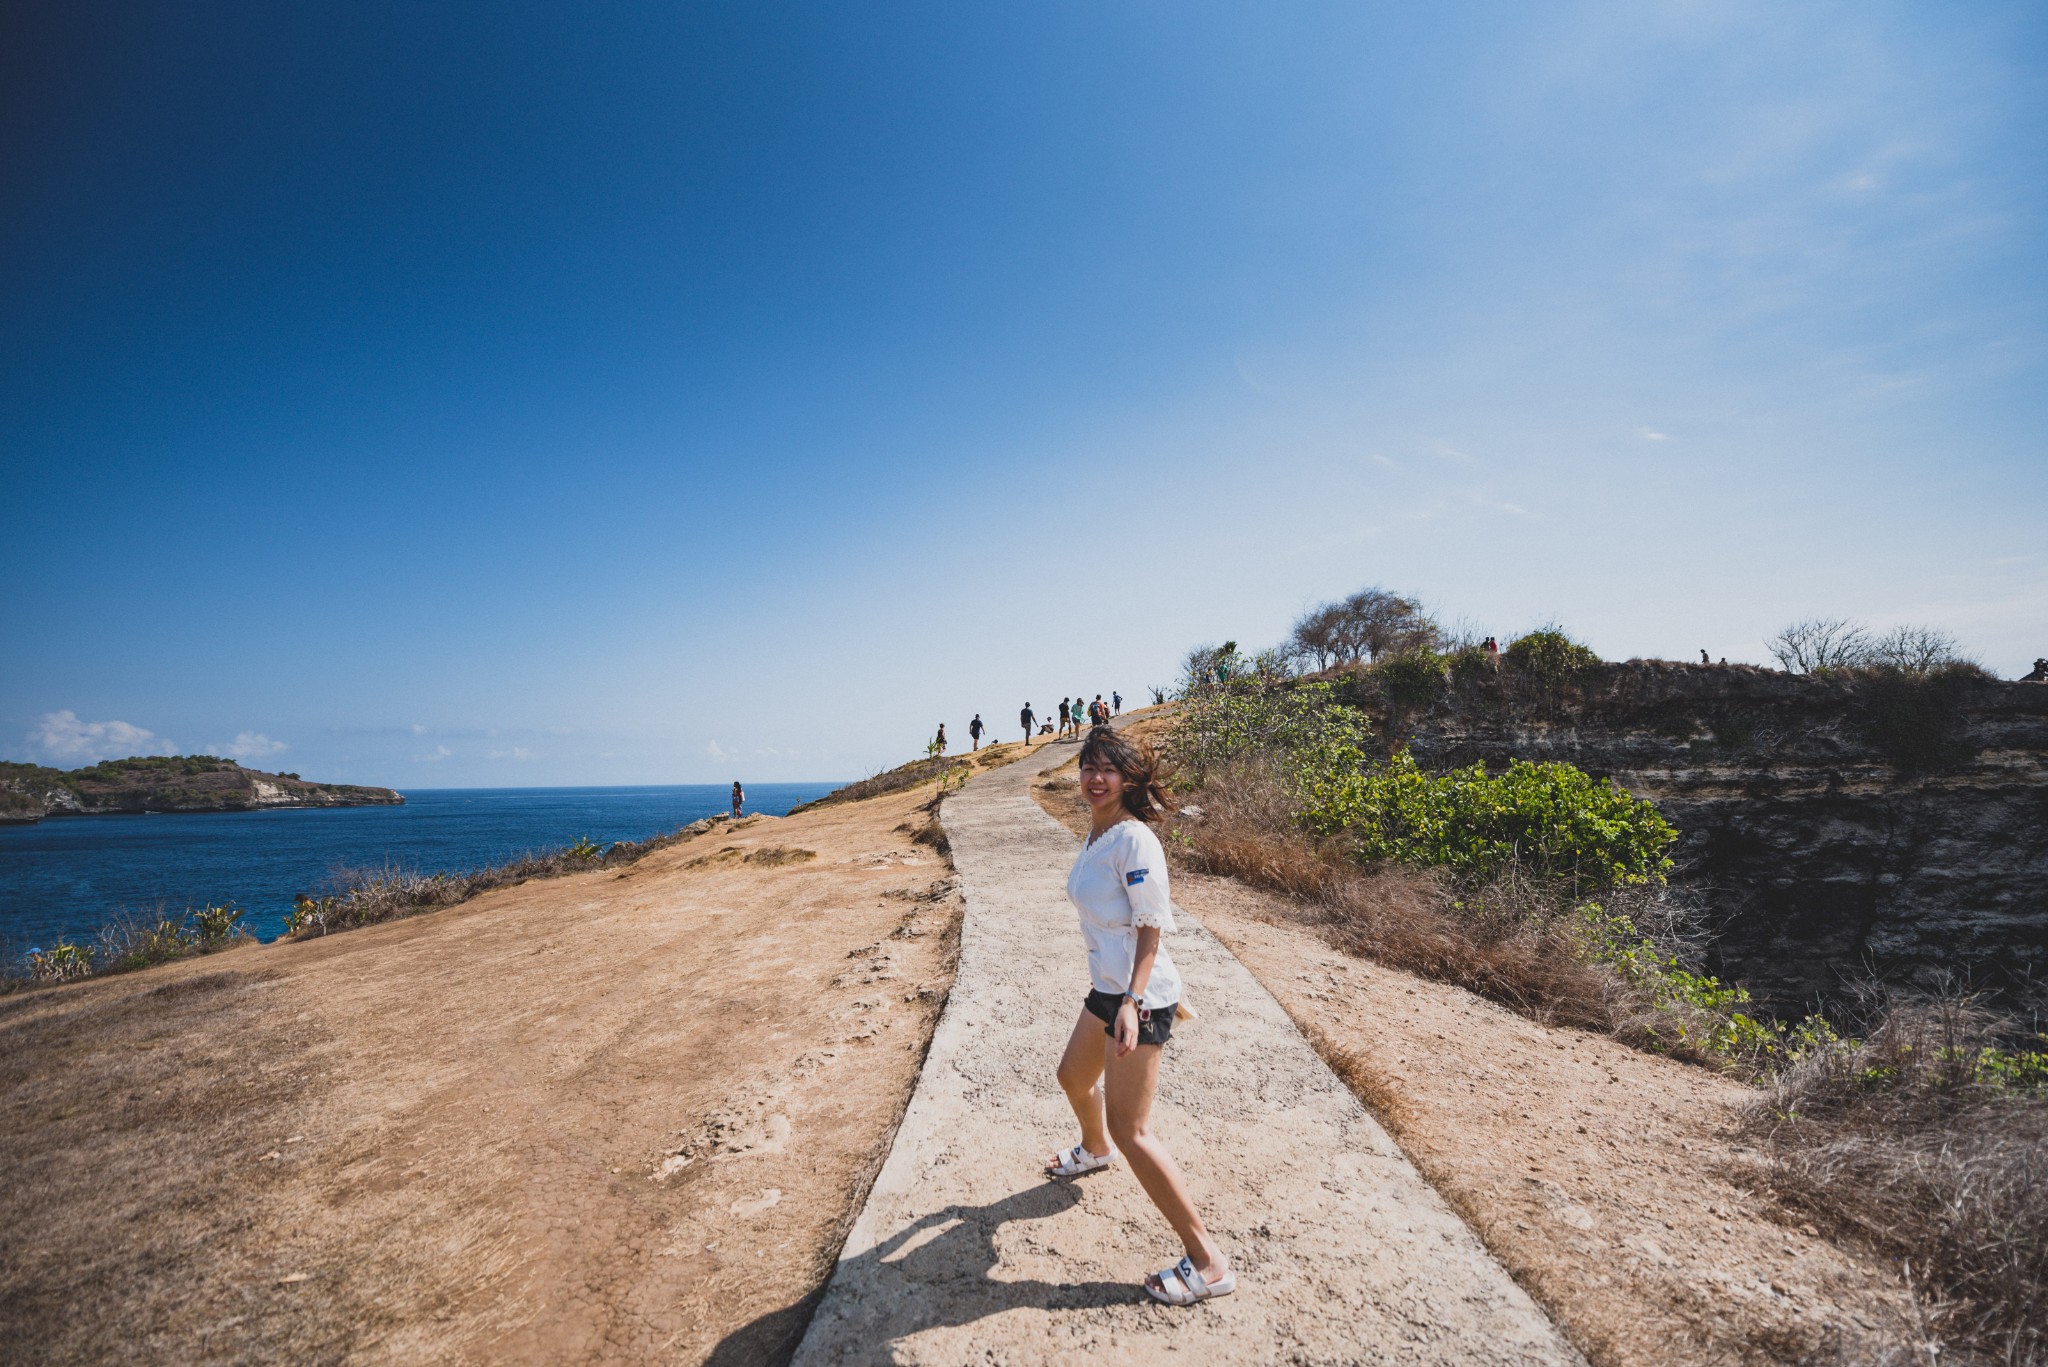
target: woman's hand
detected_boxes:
[1114,999,1140,1057]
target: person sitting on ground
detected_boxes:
[730,781,743,819]
[969,714,985,749]
[1044,726,1233,1306]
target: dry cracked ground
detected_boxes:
[3,719,1920,1366]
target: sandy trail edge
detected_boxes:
[790,735,1584,1366]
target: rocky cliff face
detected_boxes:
[1342,661,2048,1012]
[0,756,403,823]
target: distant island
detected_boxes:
[0,754,404,824]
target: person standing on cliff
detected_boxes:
[731,781,744,819]
[1057,698,1072,739]
[969,714,986,749]
[1020,702,1037,746]
[1044,726,1233,1305]
[1113,691,1122,715]
[934,723,947,756]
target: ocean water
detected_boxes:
[0,783,841,949]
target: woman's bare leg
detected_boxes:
[1049,1009,1113,1167]
[1104,1042,1229,1286]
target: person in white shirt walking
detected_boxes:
[1043,726,1235,1306]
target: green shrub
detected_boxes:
[565,835,606,861]
[1301,749,1677,893]
[1502,627,1599,690]
[1578,902,1838,1067]
[190,903,245,945]
[1372,648,1450,710]
[25,941,95,984]
[1169,679,1374,795]
[1444,644,1495,688]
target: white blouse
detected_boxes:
[1065,818,1182,1009]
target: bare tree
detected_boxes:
[1767,617,1872,674]
[1769,618,1972,675]
[1867,625,1964,673]
[1289,588,1439,669]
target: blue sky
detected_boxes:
[4,1,2043,786]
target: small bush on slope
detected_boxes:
[8,904,253,991]
[1743,996,2048,1365]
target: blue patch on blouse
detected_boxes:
[1126,869,1148,885]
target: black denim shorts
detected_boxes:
[1084,989,1177,1047]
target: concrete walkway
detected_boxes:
[792,736,1582,1367]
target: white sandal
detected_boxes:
[1146,1256,1236,1306]
[1044,1143,1115,1178]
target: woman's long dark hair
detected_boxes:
[1077,725,1174,823]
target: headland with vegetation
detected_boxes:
[0,754,402,824]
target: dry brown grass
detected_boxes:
[0,967,342,1363]
[1741,999,2048,1365]
[788,756,970,812]
[282,814,745,940]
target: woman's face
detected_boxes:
[1078,756,1129,815]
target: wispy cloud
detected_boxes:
[28,711,176,764]
[414,744,452,763]
[223,730,287,760]
[486,746,535,760]
[1638,427,1671,441]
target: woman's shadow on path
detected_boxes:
[704,1180,1142,1366]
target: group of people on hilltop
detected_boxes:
[933,691,1124,758]
[1009,691,1120,747]
[1058,694,1117,738]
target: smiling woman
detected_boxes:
[1043,724,1235,1305]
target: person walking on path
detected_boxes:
[1057,698,1072,739]
[934,723,947,756]
[1019,702,1036,746]
[1043,726,1235,1306]
[969,714,985,749]
[730,781,743,819]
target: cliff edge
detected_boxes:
[1337,660,2048,1010]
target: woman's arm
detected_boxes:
[1114,926,1162,1056]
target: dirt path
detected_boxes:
[788,736,1582,1366]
